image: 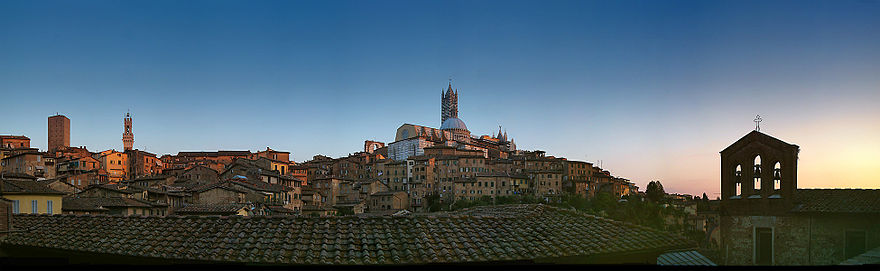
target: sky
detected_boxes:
[1,0,879,196]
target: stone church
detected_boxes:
[387,82,515,161]
[719,130,880,265]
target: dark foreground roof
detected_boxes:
[793,189,880,214]
[657,250,716,266]
[840,245,880,265]
[173,203,250,216]
[1,204,693,264]
[62,197,154,211]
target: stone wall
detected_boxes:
[722,214,880,265]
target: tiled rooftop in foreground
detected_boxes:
[0,204,694,264]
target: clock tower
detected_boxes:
[122,112,134,151]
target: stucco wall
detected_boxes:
[4,195,63,215]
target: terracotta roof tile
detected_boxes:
[62,197,153,211]
[793,189,880,214]
[173,203,250,216]
[2,179,66,195]
[3,204,693,264]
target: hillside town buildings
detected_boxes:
[1,84,638,220]
[0,83,669,266]
[0,82,876,266]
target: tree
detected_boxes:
[424,193,443,212]
[645,180,666,203]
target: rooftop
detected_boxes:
[173,203,250,215]
[2,179,66,195]
[657,250,717,266]
[440,117,468,131]
[792,189,880,214]
[0,204,693,264]
[62,197,155,211]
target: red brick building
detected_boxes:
[0,135,30,149]
[48,115,70,152]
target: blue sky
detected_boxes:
[2,0,879,196]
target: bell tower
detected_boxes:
[441,81,458,125]
[720,130,799,216]
[122,112,134,151]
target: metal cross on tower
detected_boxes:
[754,115,762,131]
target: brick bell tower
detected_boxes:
[720,129,799,216]
[122,112,134,151]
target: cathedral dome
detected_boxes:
[440,117,468,131]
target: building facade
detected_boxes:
[0,135,30,149]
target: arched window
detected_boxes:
[735,164,742,196]
[773,162,782,191]
[753,155,762,192]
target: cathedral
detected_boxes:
[388,82,515,161]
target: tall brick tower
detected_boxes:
[441,82,458,125]
[122,112,134,151]
[48,114,70,152]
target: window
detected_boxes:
[754,227,773,265]
[735,164,743,197]
[12,200,19,214]
[753,155,762,192]
[845,230,867,259]
[31,200,38,214]
[773,162,782,191]
[47,200,53,214]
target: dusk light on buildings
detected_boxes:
[1,0,879,267]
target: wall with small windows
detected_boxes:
[4,195,62,215]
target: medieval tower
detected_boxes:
[47,114,70,152]
[122,112,134,151]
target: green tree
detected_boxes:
[424,193,443,212]
[336,207,354,216]
[645,180,666,203]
